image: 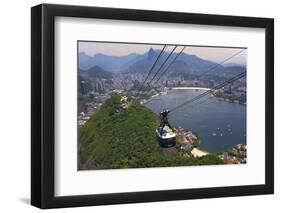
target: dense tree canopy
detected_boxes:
[79,95,224,170]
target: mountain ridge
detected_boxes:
[79,48,245,78]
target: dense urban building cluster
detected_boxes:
[214,84,247,104]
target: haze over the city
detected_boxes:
[79,41,247,65]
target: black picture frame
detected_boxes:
[31,3,274,209]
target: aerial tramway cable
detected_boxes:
[151,47,246,88]
[154,71,246,148]
[141,47,246,101]
[154,46,186,84]
[144,48,246,104]
[139,46,186,102]
[136,45,167,96]
[146,46,247,148]
[164,48,247,111]
[171,71,246,112]
[155,48,246,87]
[169,71,246,113]
[198,48,246,77]
[146,45,178,87]
[137,45,247,110]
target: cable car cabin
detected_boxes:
[156,126,176,148]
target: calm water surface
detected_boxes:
[144,89,246,153]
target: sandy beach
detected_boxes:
[191,148,209,157]
[172,87,211,91]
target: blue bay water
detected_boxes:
[144,89,246,153]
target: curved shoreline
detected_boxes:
[172,87,211,91]
[143,87,246,107]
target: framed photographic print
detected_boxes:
[31,4,274,209]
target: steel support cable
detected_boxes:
[199,48,246,77]
[144,73,244,110]
[146,45,178,87]
[136,45,167,96]
[139,46,185,99]
[155,48,246,87]
[169,71,246,113]
[170,72,246,113]
[154,46,186,84]
[140,47,246,104]
[154,48,246,112]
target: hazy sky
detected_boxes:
[78,41,247,65]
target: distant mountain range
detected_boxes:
[223,62,246,68]
[79,65,113,80]
[79,48,246,78]
[79,52,141,72]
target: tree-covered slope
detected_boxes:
[79,95,224,170]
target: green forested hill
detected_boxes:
[79,95,223,170]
